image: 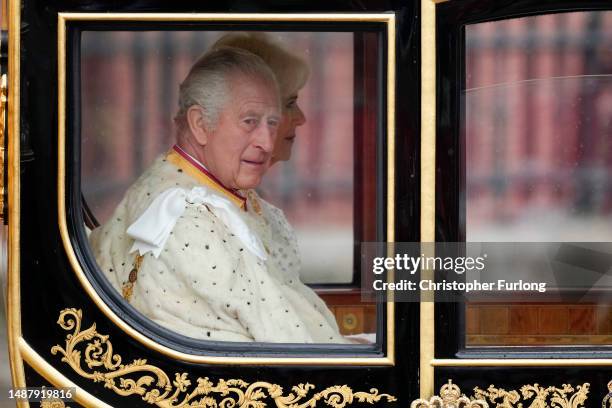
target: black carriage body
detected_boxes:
[13,1,419,407]
[7,0,612,407]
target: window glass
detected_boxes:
[81,31,354,285]
[80,30,380,344]
[464,11,612,346]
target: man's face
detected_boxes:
[202,75,281,190]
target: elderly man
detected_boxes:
[89,47,346,343]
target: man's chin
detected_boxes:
[236,175,263,190]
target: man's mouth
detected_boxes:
[242,159,266,166]
[285,134,296,141]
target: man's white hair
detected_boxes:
[175,47,279,131]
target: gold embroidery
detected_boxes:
[121,254,144,302]
[473,382,590,408]
[51,309,397,407]
[247,190,263,216]
[410,380,488,408]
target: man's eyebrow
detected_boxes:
[239,109,263,117]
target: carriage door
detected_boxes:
[423,0,612,406]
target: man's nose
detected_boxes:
[253,123,276,152]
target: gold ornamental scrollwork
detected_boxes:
[40,386,71,408]
[473,382,590,408]
[410,380,489,408]
[41,399,69,408]
[51,308,397,408]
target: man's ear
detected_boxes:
[186,105,210,146]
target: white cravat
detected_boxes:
[127,186,267,260]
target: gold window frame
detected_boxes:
[52,12,397,365]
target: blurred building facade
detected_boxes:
[465,11,612,346]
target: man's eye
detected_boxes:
[268,119,280,127]
[243,118,258,126]
[285,100,297,109]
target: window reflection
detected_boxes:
[463,11,612,346]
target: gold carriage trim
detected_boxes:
[41,398,69,408]
[472,382,590,408]
[410,380,488,408]
[51,308,397,408]
[39,386,71,408]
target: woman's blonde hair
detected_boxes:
[212,32,310,102]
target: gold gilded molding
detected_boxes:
[58,12,396,22]
[0,73,6,218]
[57,11,396,366]
[420,0,437,399]
[473,383,590,408]
[51,309,397,407]
[386,10,397,368]
[432,359,612,367]
[603,380,612,408]
[410,380,488,408]
[6,0,28,405]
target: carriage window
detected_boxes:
[464,11,612,346]
[80,30,382,344]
